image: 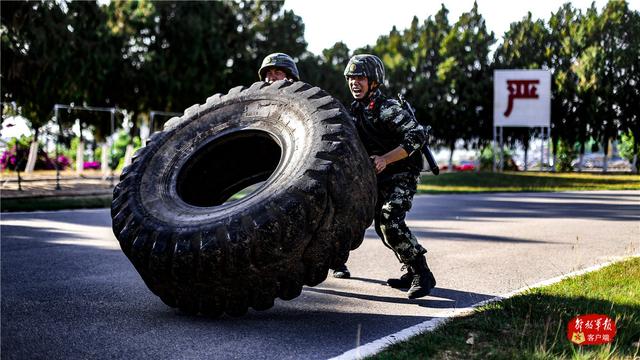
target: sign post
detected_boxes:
[493,70,551,171]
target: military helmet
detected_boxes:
[258,53,300,81]
[343,54,385,85]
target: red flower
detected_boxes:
[368,100,375,110]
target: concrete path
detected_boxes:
[1,191,638,359]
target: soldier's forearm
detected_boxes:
[382,146,409,165]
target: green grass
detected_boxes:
[1,195,113,212]
[419,172,640,194]
[368,257,640,360]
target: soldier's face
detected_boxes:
[348,75,369,100]
[265,67,288,83]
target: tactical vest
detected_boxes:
[350,94,423,177]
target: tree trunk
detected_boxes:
[551,135,558,172]
[123,144,134,169]
[602,137,609,173]
[76,140,85,175]
[101,143,110,177]
[577,141,585,172]
[24,128,39,173]
[448,142,454,172]
[523,145,528,172]
[632,128,639,174]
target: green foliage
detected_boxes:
[2,2,66,130]
[2,195,113,212]
[298,41,352,106]
[110,130,141,170]
[555,139,577,172]
[618,131,638,172]
[479,146,518,171]
[63,137,80,167]
[432,3,495,150]
[2,0,639,171]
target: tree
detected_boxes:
[573,1,638,172]
[595,0,639,172]
[547,3,584,171]
[412,5,452,153]
[1,2,74,171]
[622,8,640,172]
[434,2,495,167]
[297,41,352,106]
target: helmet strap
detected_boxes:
[365,80,379,99]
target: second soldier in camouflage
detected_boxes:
[343,54,436,299]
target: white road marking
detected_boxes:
[328,254,640,360]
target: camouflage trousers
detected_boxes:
[374,173,426,264]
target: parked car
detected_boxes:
[454,160,476,171]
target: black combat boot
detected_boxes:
[407,254,436,299]
[332,263,351,279]
[386,265,414,289]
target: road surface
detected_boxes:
[2,191,638,359]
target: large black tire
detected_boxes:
[111,80,376,316]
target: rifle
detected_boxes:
[397,94,440,175]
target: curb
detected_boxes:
[328,254,640,360]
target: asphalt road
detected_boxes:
[2,191,639,359]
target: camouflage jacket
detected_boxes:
[350,88,426,179]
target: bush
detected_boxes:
[555,139,577,172]
[111,131,141,171]
[618,131,638,172]
[56,155,71,169]
[0,148,26,171]
[1,136,29,171]
[0,136,65,171]
[479,146,518,171]
[83,161,101,170]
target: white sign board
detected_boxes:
[494,69,551,127]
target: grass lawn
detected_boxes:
[1,195,113,212]
[418,171,640,194]
[368,257,640,360]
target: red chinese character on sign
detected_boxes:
[504,79,540,117]
[568,314,617,346]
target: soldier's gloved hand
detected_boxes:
[371,155,387,174]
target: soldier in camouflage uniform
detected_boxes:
[258,52,300,83]
[341,54,436,299]
[258,53,355,280]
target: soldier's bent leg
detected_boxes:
[377,175,436,297]
[377,176,425,264]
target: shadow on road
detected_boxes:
[363,227,571,244]
[412,191,640,222]
[304,284,495,309]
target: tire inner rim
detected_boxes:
[176,129,282,207]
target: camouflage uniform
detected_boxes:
[350,88,427,264]
[343,54,435,298]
